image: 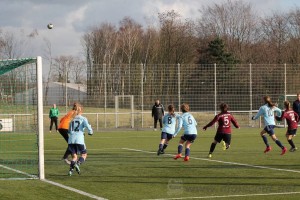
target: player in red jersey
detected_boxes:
[203,103,240,158]
[276,100,299,152]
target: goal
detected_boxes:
[276,94,298,127]
[115,95,134,128]
[0,57,44,180]
[277,94,297,110]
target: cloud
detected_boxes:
[1,0,300,60]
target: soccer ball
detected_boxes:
[47,23,53,29]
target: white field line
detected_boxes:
[42,179,108,200]
[142,191,300,200]
[0,164,107,200]
[123,148,300,199]
[122,148,300,174]
[0,164,38,179]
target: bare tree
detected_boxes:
[118,17,143,94]
[69,57,86,84]
[197,0,258,62]
[260,12,290,63]
[83,23,120,106]
[286,8,300,63]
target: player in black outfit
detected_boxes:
[152,99,164,131]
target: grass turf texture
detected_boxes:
[2,127,300,200]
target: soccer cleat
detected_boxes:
[264,146,272,153]
[281,147,287,155]
[208,154,212,158]
[173,154,182,160]
[157,149,161,156]
[74,163,81,174]
[289,147,297,152]
[221,141,226,150]
[68,169,73,176]
[184,156,189,161]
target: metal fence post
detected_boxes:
[141,63,144,128]
[250,63,252,127]
[178,63,181,112]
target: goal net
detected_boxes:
[115,95,134,128]
[0,57,44,180]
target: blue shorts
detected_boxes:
[181,134,197,143]
[68,144,87,155]
[264,125,275,136]
[161,132,174,140]
[287,129,297,135]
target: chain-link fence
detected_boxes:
[44,63,300,130]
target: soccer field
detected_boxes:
[1,127,300,200]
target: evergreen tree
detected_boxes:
[197,38,239,64]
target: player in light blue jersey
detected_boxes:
[67,104,93,176]
[173,103,197,161]
[157,105,181,155]
[252,96,287,155]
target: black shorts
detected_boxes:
[68,144,87,155]
[214,133,231,144]
[161,132,173,140]
[181,134,197,143]
[287,129,297,135]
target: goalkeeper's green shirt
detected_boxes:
[49,108,60,118]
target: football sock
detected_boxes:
[77,157,85,165]
[163,144,168,149]
[185,148,190,156]
[70,160,76,170]
[275,139,284,148]
[178,144,183,154]
[159,144,163,150]
[288,139,295,148]
[209,143,216,153]
[261,135,269,146]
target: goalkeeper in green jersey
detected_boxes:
[49,104,60,133]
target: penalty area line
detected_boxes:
[42,179,108,200]
[0,164,107,200]
[142,191,300,200]
[122,148,300,174]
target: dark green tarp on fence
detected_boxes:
[0,58,36,75]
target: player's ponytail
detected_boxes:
[284,100,291,110]
[72,102,82,117]
[264,96,276,107]
[168,104,175,117]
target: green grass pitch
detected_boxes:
[1,127,300,200]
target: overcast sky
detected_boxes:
[1,0,300,61]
